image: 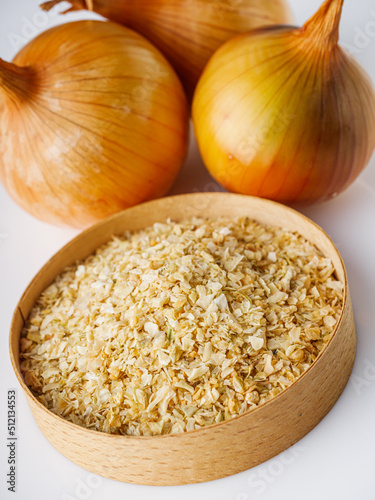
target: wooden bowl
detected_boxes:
[9,193,356,486]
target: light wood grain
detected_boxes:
[9,193,356,486]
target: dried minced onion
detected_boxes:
[20,217,343,436]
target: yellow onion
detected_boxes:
[41,0,293,100]
[193,0,375,204]
[0,21,188,228]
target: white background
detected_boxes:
[1,1,375,499]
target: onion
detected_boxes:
[192,0,375,204]
[41,0,293,100]
[0,21,188,228]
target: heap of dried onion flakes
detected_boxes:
[20,218,343,436]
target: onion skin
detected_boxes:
[41,0,293,100]
[0,21,188,228]
[192,0,375,205]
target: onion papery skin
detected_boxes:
[192,2,375,205]
[41,0,294,100]
[0,21,189,228]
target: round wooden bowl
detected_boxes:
[9,193,356,486]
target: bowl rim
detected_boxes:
[9,192,349,441]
